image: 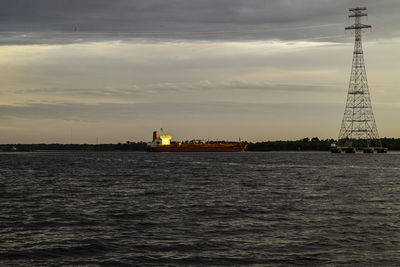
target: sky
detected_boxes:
[0,0,399,143]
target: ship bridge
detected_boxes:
[149,130,171,146]
[160,135,171,145]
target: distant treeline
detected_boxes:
[1,137,400,152]
[0,142,147,152]
[381,138,400,151]
[246,137,335,151]
[247,137,400,151]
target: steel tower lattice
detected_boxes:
[338,7,381,148]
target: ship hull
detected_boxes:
[147,143,247,152]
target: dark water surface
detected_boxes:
[1,152,400,266]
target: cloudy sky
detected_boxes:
[0,0,399,143]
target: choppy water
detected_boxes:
[1,152,400,266]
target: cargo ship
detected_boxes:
[147,131,247,152]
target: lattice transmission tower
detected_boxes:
[338,7,382,149]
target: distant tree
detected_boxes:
[311,137,319,142]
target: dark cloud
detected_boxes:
[0,0,399,44]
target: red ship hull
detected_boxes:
[147,143,247,152]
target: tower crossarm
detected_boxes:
[345,24,371,30]
[349,13,368,18]
[348,7,368,18]
[349,7,367,11]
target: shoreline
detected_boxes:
[1,138,399,152]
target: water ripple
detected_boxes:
[0,152,399,265]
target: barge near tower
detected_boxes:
[147,130,247,152]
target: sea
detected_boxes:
[0,151,399,266]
